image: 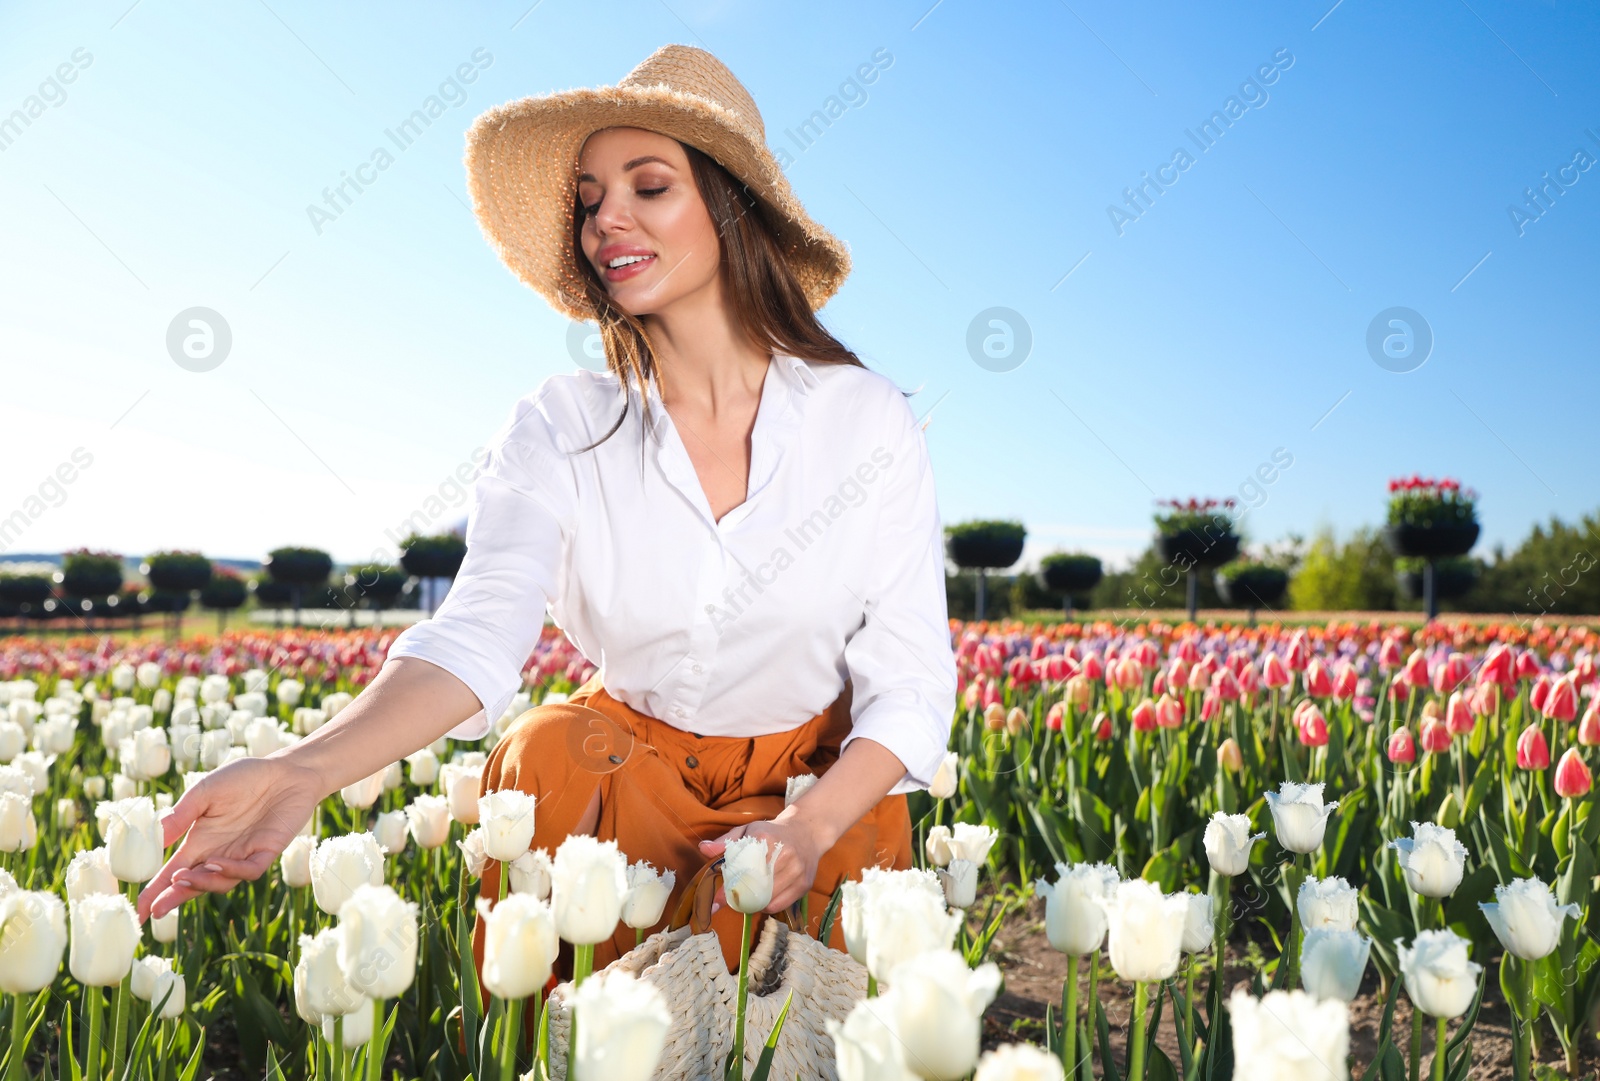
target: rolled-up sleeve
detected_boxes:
[384,388,576,740]
[839,391,958,795]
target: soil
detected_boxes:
[983,892,1598,1079]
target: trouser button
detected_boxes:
[685,755,699,768]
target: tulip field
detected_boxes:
[0,617,1595,1080]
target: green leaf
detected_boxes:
[749,989,793,1081]
[1095,994,1123,1081]
[817,882,845,946]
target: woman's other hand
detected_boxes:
[698,809,830,915]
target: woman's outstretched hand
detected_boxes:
[136,755,324,923]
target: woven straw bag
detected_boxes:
[543,861,866,1080]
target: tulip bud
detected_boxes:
[1179,892,1214,953]
[1296,705,1329,747]
[309,832,385,916]
[373,810,408,856]
[569,969,671,1081]
[281,835,314,888]
[1297,875,1359,932]
[475,894,557,1000]
[1260,652,1290,689]
[1004,707,1027,736]
[620,861,675,930]
[339,768,385,811]
[1216,737,1243,773]
[456,828,487,878]
[441,763,481,824]
[1264,782,1339,855]
[1203,812,1264,877]
[477,789,538,863]
[65,847,117,902]
[294,927,365,1023]
[131,956,186,1018]
[1154,694,1183,730]
[940,859,979,910]
[1098,879,1188,982]
[94,797,164,883]
[321,1001,373,1048]
[1419,718,1451,754]
[1303,658,1333,698]
[0,890,67,993]
[551,834,628,944]
[1229,988,1350,1079]
[723,834,781,914]
[982,703,1006,732]
[1130,699,1157,732]
[404,795,450,850]
[883,949,1002,1081]
[1398,929,1482,1020]
[1386,726,1417,764]
[1065,676,1091,712]
[1580,701,1600,747]
[1035,861,1118,955]
[1516,723,1550,770]
[405,748,439,786]
[0,793,36,853]
[925,825,953,868]
[68,893,139,987]
[151,906,178,944]
[1479,876,1579,961]
[1093,712,1113,742]
[928,752,959,799]
[1299,928,1370,1003]
[1543,675,1578,722]
[336,883,418,999]
[1445,691,1473,735]
[510,848,553,899]
[1554,747,1592,798]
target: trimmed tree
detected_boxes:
[400,533,468,615]
[263,546,333,627]
[199,569,248,635]
[945,520,1026,622]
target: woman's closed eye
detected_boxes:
[582,186,669,218]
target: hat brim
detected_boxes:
[464,84,851,323]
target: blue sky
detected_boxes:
[1,0,1596,572]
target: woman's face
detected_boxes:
[576,127,723,317]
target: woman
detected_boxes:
[137,44,957,977]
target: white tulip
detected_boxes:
[946,823,998,865]
[928,751,960,799]
[279,835,314,887]
[1034,861,1120,956]
[112,664,135,692]
[1398,930,1483,1020]
[1480,877,1580,961]
[294,927,365,1022]
[95,797,164,883]
[840,879,871,964]
[1180,891,1214,953]
[620,861,675,929]
[151,906,178,944]
[310,832,385,916]
[1388,822,1468,899]
[244,718,287,759]
[1098,879,1189,982]
[37,715,77,755]
[130,956,186,1017]
[510,848,554,900]
[827,997,917,1081]
[120,727,171,781]
[373,811,408,856]
[340,768,385,811]
[1228,987,1350,1081]
[551,834,627,945]
[198,703,230,731]
[56,798,78,829]
[322,1002,374,1048]
[457,828,487,878]
[570,969,671,1081]
[441,763,481,824]
[404,795,450,850]
[174,676,200,702]
[925,824,954,868]
[940,859,979,909]
[136,661,162,690]
[973,1042,1067,1081]
[476,894,557,1000]
[199,729,232,771]
[109,773,137,801]
[0,890,67,993]
[292,707,328,736]
[0,868,13,898]
[66,847,118,901]
[277,678,304,707]
[1297,876,1359,933]
[68,893,139,987]
[865,877,962,986]
[151,688,172,714]
[182,771,209,794]
[241,669,269,695]
[321,691,354,718]
[0,721,25,762]
[234,690,268,718]
[885,949,1003,1081]
[1204,812,1265,876]
[723,835,780,915]
[168,724,201,770]
[784,773,818,806]
[0,766,29,798]
[0,793,36,852]
[405,748,439,786]
[1263,782,1340,855]
[12,753,49,797]
[1299,928,1371,1003]
[478,789,538,863]
[336,883,418,999]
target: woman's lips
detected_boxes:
[603,254,656,282]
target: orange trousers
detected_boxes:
[471,672,912,986]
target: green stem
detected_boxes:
[110,976,131,1081]
[732,912,754,1076]
[635,926,645,948]
[1087,951,1100,1077]
[8,994,26,1081]
[498,996,522,1081]
[333,1015,344,1081]
[497,860,508,905]
[367,997,384,1081]
[1433,1016,1448,1081]
[1285,857,1302,990]
[1128,981,1149,1081]
[1062,953,1079,1075]
[84,985,103,1079]
[866,974,877,999]
[1519,957,1536,1079]
[1185,960,1197,1069]
[566,944,594,1081]
[1409,1002,1422,1081]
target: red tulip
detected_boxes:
[1573,655,1596,687]
[1200,688,1221,722]
[1135,640,1160,668]
[1152,673,1168,698]
[1516,723,1551,770]
[1044,654,1074,682]
[1261,651,1290,689]
[1400,650,1430,690]
[1189,655,1217,693]
[1130,698,1157,732]
[1530,674,1552,715]
[1046,702,1065,732]
[1166,658,1192,693]
[1386,726,1417,764]
[1237,664,1260,697]
[1211,668,1241,702]
[1378,637,1404,669]
[1285,630,1310,672]
[1580,700,1600,747]
[1420,717,1452,754]
[1479,643,1513,687]
[1514,649,1543,682]
[1543,675,1578,722]
[1112,656,1144,691]
[981,678,1001,710]
[1093,711,1113,741]
[1155,693,1184,729]
[1432,652,1471,695]
[1331,661,1358,701]
[1081,651,1105,682]
[1554,748,1593,798]
[1298,705,1329,747]
[1471,682,1500,717]
[1303,658,1333,698]
[1030,636,1049,660]
[1445,691,1474,735]
[1175,638,1200,664]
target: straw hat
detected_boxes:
[463,43,852,323]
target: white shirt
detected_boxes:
[384,352,957,794]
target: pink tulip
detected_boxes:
[1579,701,1600,747]
[1297,705,1329,747]
[1285,630,1310,672]
[1130,699,1157,732]
[1445,691,1474,735]
[1543,675,1578,722]
[1555,748,1592,799]
[1154,693,1184,729]
[1400,650,1430,690]
[1303,658,1333,698]
[1420,717,1452,754]
[1516,723,1550,770]
[1386,726,1417,764]
[1093,712,1113,741]
[1331,661,1358,701]
[1260,652,1290,689]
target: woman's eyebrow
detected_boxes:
[577,155,676,183]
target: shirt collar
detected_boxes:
[641,352,815,446]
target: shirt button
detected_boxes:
[673,705,686,717]
[685,755,699,768]
[692,663,703,674]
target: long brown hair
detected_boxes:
[568,139,869,453]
